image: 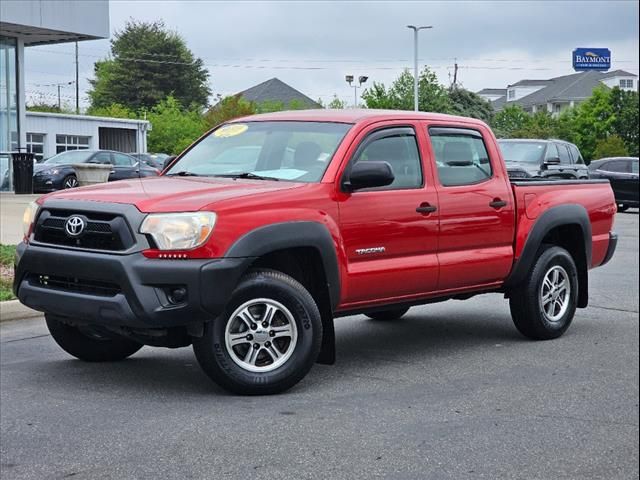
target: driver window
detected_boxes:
[113,153,133,166]
[353,132,423,189]
[93,152,111,164]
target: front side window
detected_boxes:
[430,128,492,186]
[167,121,351,183]
[352,130,422,189]
[93,152,111,164]
[632,160,639,174]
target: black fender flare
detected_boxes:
[504,205,591,307]
[224,221,341,311]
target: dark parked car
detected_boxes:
[498,139,589,180]
[33,150,159,193]
[131,152,170,170]
[588,157,639,211]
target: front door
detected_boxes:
[109,152,139,182]
[425,124,515,290]
[337,124,439,307]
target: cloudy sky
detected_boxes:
[24,0,639,109]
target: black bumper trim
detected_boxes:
[600,232,618,266]
[14,243,254,328]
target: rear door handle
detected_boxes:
[489,199,507,209]
[416,204,437,214]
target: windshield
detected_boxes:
[166,121,351,182]
[498,141,546,164]
[44,150,93,165]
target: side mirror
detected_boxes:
[544,156,561,165]
[345,161,394,191]
[162,155,176,171]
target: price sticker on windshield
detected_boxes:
[214,124,248,138]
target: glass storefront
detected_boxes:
[1,35,19,191]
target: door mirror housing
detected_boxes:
[344,161,395,191]
[544,156,561,165]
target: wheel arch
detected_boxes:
[505,204,591,308]
[224,222,341,364]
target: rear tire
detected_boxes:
[508,245,578,340]
[365,307,410,321]
[193,269,322,395]
[46,315,143,361]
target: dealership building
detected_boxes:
[1,0,150,191]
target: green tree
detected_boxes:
[593,135,629,159]
[27,102,72,114]
[86,103,137,119]
[362,67,452,113]
[327,95,347,109]
[89,20,210,111]
[448,87,493,123]
[491,105,531,138]
[147,96,206,155]
[610,87,639,156]
[570,86,616,161]
[204,95,256,128]
[512,111,559,139]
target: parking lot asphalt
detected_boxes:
[1,212,638,480]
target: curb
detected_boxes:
[0,300,41,323]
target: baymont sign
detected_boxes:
[573,48,611,71]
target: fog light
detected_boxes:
[168,287,187,304]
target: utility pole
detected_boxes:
[57,84,61,111]
[407,25,432,111]
[75,41,79,114]
[452,58,459,88]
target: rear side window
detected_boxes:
[602,160,629,173]
[353,130,423,189]
[557,144,572,164]
[632,160,639,174]
[113,153,133,166]
[428,128,492,186]
[568,144,584,164]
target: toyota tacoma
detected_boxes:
[14,110,618,395]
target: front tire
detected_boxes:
[365,307,410,321]
[46,315,143,361]
[193,270,322,395]
[62,175,78,189]
[508,245,578,340]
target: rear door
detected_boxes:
[425,124,515,290]
[568,144,589,179]
[552,142,577,179]
[337,123,440,306]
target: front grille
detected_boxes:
[33,209,135,251]
[29,273,122,297]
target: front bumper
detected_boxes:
[33,174,63,193]
[14,242,253,328]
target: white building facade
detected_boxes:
[0,0,109,190]
[25,112,150,161]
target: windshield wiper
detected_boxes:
[215,172,280,181]
[166,171,200,177]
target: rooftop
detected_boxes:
[238,78,322,109]
[477,88,507,95]
[233,108,489,125]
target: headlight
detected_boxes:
[22,201,39,238]
[140,212,217,250]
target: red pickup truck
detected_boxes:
[14,110,618,395]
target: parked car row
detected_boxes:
[32,150,160,193]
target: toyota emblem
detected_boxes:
[65,216,86,237]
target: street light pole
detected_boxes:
[345,75,369,108]
[407,25,432,112]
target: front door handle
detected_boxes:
[489,199,507,209]
[416,204,437,214]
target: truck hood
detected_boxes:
[42,176,305,213]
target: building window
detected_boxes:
[508,89,515,100]
[554,104,561,113]
[56,135,90,153]
[26,133,45,162]
[619,79,634,89]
